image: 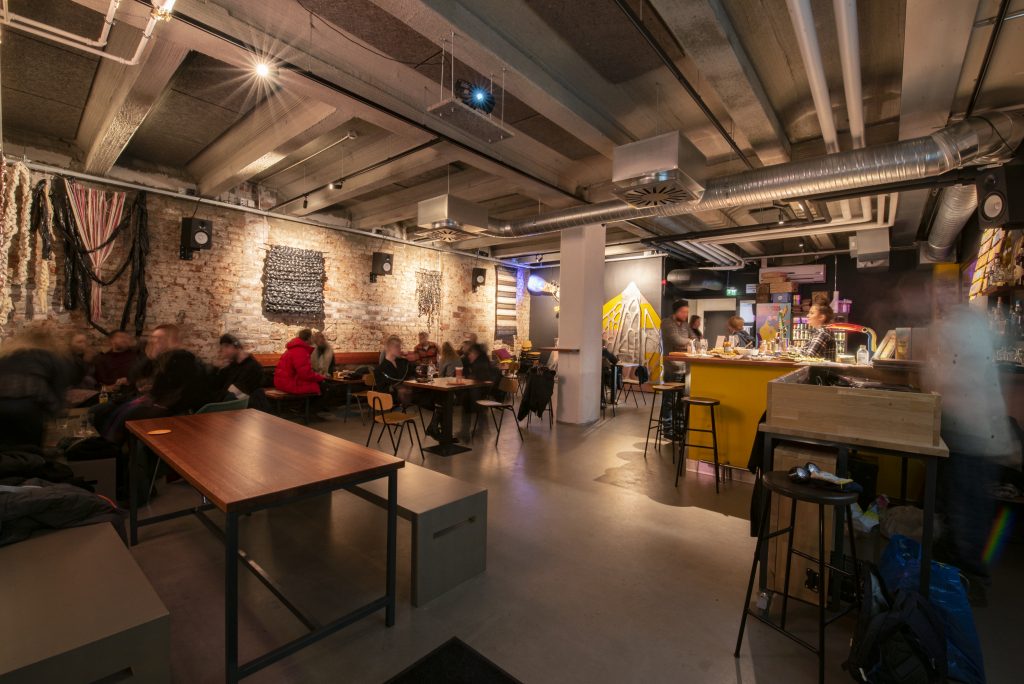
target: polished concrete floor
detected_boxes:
[133,399,1020,683]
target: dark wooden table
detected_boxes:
[125,409,404,684]
[404,377,492,456]
[325,375,370,421]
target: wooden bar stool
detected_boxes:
[672,396,721,491]
[734,471,861,684]
[643,382,684,460]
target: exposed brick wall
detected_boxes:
[2,181,530,362]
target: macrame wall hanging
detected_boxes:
[52,179,150,336]
[263,245,325,315]
[0,161,33,324]
[30,179,54,317]
[416,269,442,328]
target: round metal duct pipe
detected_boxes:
[926,184,978,260]
[484,112,1024,238]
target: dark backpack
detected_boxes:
[845,567,947,683]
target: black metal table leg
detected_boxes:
[129,439,140,546]
[225,512,239,684]
[830,447,850,609]
[758,434,774,592]
[424,391,471,455]
[921,457,936,597]
[385,471,397,626]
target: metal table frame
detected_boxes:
[760,429,939,598]
[128,441,398,683]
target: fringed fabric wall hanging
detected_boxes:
[263,245,325,315]
[51,180,149,336]
[494,265,518,343]
[30,179,54,317]
[64,179,126,320]
[0,161,33,324]
[415,269,442,328]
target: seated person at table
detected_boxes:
[414,331,438,364]
[310,330,335,377]
[799,303,837,360]
[216,334,264,398]
[727,315,754,348]
[93,330,138,388]
[459,332,479,356]
[68,332,97,388]
[437,342,460,377]
[274,328,324,395]
[375,335,417,408]
[463,344,499,382]
[0,328,72,447]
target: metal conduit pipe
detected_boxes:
[483,111,1024,238]
[926,184,978,260]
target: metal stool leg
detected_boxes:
[710,404,720,494]
[846,504,861,601]
[735,489,772,658]
[780,497,798,630]
[643,392,656,459]
[817,503,827,684]
[674,400,689,487]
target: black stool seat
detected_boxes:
[762,471,859,507]
[681,396,720,406]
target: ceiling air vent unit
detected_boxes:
[416,194,489,242]
[611,131,705,208]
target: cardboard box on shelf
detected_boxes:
[760,272,789,283]
[755,293,771,303]
[769,282,798,293]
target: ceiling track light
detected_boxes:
[302,195,309,209]
[328,179,343,190]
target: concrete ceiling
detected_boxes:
[1,0,1022,265]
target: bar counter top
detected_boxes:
[666,353,802,369]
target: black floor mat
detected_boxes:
[385,637,521,684]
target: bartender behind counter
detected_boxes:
[800,302,837,360]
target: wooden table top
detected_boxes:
[326,375,369,385]
[667,353,803,369]
[536,347,579,352]
[126,409,404,512]
[402,377,492,393]
[759,422,949,458]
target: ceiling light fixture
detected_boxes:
[777,209,785,225]
[302,195,309,209]
[254,61,272,78]
[152,0,176,17]
[328,179,343,190]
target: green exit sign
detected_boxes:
[726,286,739,296]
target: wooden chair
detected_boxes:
[350,373,375,423]
[621,365,650,407]
[366,390,424,460]
[472,377,522,445]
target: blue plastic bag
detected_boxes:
[879,535,986,684]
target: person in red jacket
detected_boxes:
[274,329,324,395]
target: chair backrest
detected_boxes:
[196,397,249,414]
[498,376,518,395]
[636,365,650,384]
[362,372,376,387]
[367,390,393,412]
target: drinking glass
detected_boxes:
[699,338,708,355]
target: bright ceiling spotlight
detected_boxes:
[254,62,272,78]
[328,179,343,190]
[455,79,496,114]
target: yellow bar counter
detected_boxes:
[666,354,798,469]
[665,353,925,496]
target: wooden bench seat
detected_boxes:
[264,388,317,424]
[351,462,487,606]
[0,525,170,683]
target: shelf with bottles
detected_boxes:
[988,296,1024,340]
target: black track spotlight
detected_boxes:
[328,179,343,190]
[302,195,309,209]
[455,79,496,114]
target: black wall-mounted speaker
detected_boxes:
[371,252,393,276]
[976,163,1024,229]
[180,218,212,259]
[472,267,487,292]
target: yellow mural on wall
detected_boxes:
[602,282,663,382]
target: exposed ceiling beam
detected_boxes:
[650,0,790,166]
[367,0,631,156]
[893,0,980,244]
[186,92,336,196]
[75,23,188,174]
[350,171,507,229]
[278,141,457,216]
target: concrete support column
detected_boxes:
[556,223,605,424]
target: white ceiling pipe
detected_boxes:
[1,0,120,47]
[786,0,840,153]
[1,2,165,66]
[834,0,865,149]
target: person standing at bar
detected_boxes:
[800,303,837,360]
[660,299,693,438]
[689,315,704,343]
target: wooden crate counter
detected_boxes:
[666,354,799,469]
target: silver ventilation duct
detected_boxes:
[925,184,978,261]
[483,112,1024,239]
